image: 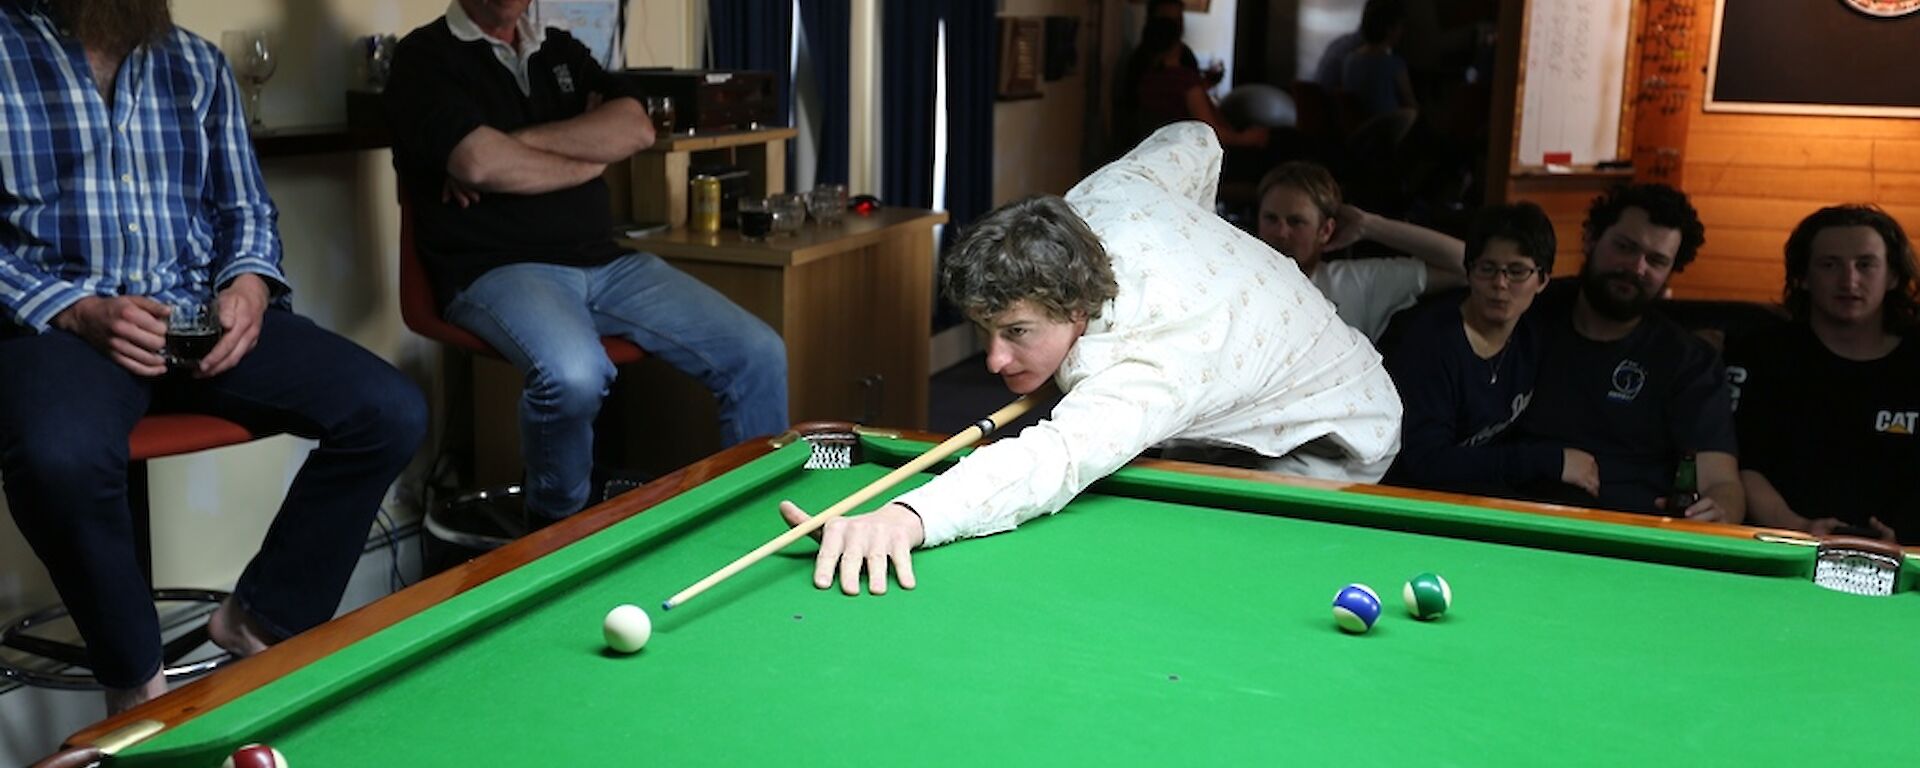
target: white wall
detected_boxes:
[1298,0,1363,79]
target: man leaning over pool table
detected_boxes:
[779,122,1403,595]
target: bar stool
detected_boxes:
[0,413,265,689]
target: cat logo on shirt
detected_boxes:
[554,65,575,93]
[1608,360,1646,402]
[1876,410,1918,435]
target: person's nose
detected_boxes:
[984,338,1012,374]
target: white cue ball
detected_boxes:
[603,603,652,654]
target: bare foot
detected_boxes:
[208,596,272,658]
[103,667,166,715]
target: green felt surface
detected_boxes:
[118,436,1920,766]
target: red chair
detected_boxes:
[397,192,644,363]
[0,414,266,689]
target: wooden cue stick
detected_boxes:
[662,394,1040,611]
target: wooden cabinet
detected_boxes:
[604,208,948,474]
[621,127,798,228]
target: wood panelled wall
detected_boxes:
[1673,111,1920,303]
[1496,0,1920,304]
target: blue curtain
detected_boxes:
[708,0,794,121]
[880,1,941,210]
[940,0,995,240]
[798,0,850,186]
[881,0,994,231]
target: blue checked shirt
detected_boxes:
[0,1,287,332]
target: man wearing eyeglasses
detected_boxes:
[1510,184,1743,521]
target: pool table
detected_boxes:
[45,426,1920,766]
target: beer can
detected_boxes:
[690,175,722,233]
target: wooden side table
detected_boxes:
[604,207,948,474]
[624,127,799,228]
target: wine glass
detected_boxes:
[222,30,277,131]
[644,96,676,135]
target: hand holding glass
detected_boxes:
[164,302,222,368]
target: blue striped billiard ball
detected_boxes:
[1331,584,1383,633]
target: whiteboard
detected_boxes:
[1515,0,1633,168]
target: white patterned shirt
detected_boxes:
[901,122,1402,547]
[1312,257,1428,342]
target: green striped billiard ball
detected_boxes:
[1403,573,1451,620]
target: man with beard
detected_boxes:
[0,0,428,713]
[1511,184,1743,520]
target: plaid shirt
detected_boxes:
[0,1,286,332]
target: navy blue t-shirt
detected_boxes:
[1383,293,1562,496]
[1513,284,1737,514]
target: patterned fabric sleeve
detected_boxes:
[198,35,288,297]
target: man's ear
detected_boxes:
[1316,215,1337,246]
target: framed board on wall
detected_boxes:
[1706,0,1920,118]
[998,17,1043,100]
[1511,0,1635,170]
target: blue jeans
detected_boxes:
[0,309,427,688]
[446,252,788,518]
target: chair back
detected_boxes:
[397,190,497,355]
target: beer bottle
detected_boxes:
[1666,452,1700,514]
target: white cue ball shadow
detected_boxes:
[603,603,653,654]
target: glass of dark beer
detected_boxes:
[164,302,222,368]
[738,197,773,240]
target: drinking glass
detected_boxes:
[738,197,773,240]
[770,193,807,235]
[1200,54,1226,87]
[222,30,277,131]
[644,96,676,135]
[807,183,847,226]
[164,302,222,368]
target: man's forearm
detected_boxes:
[513,97,653,163]
[1698,451,1746,524]
[1363,213,1466,278]
[1739,470,1806,530]
[448,126,609,195]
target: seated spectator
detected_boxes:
[0,0,427,713]
[1311,0,1404,93]
[1340,0,1417,134]
[1255,162,1465,340]
[1114,0,1199,148]
[1725,205,1919,544]
[384,0,789,528]
[1511,184,1742,521]
[1383,203,1592,498]
[1131,18,1266,152]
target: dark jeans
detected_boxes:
[0,309,427,687]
